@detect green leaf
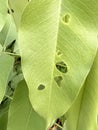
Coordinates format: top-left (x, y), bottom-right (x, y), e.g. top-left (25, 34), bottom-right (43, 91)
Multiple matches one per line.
top-left (0, 112), bottom-right (8, 130)
top-left (65, 51), bottom-right (98, 130)
top-left (0, 0), bottom-right (8, 31)
top-left (18, 0), bottom-right (98, 125)
top-left (7, 80), bottom-right (46, 130)
top-left (0, 53), bottom-right (14, 102)
top-left (0, 16), bottom-right (10, 46)
top-left (8, 0), bottom-right (29, 28)
top-left (0, 98), bottom-right (10, 130)
top-left (0, 15), bottom-right (17, 48)
top-left (0, 44), bottom-right (3, 52)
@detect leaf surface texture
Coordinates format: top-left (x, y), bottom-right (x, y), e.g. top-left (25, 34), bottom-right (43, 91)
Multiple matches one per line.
top-left (65, 51), bottom-right (98, 130)
top-left (18, 0), bottom-right (98, 125)
top-left (7, 80), bottom-right (46, 130)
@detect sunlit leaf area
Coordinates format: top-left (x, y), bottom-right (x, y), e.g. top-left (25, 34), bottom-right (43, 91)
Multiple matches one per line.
top-left (0, 0), bottom-right (98, 130)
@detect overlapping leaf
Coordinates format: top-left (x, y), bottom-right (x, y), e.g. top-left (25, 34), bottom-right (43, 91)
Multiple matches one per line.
top-left (8, 0), bottom-right (29, 28)
top-left (0, 54), bottom-right (14, 102)
top-left (0, 98), bottom-right (10, 130)
top-left (0, 112), bottom-right (8, 130)
top-left (7, 80), bottom-right (46, 130)
top-left (65, 50), bottom-right (98, 130)
top-left (0, 15), bottom-right (17, 48)
top-left (0, 0), bottom-right (8, 31)
top-left (18, 0), bottom-right (98, 126)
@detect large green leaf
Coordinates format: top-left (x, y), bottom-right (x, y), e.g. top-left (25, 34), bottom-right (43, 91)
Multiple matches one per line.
top-left (65, 51), bottom-right (98, 130)
top-left (18, 0), bottom-right (98, 126)
top-left (0, 0), bottom-right (8, 31)
top-left (7, 80), bottom-right (46, 130)
top-left (0, 53), bottom-right (14, 102)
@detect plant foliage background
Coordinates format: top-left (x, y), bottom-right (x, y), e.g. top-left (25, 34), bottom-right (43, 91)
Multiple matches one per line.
top-left (0, 0), bottom-right (98, 130)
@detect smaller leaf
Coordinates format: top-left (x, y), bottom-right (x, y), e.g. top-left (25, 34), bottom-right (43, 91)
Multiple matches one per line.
top-left (0, 112), bottom-right (8, 130)
top-left (0, 96), bottom-right (10, 130)
top-left (8, 0), bottom-right (29, 28)
top-left (0, 53), bottom-right (14, 102)
top-left (0, 0), bottom-right (8, 31)
top-left (0, 15), bottom-right (17, 48)
top-left (65, 51), bottom-right (98, 130)
top-left (7, 80), bottom-right (47, 130)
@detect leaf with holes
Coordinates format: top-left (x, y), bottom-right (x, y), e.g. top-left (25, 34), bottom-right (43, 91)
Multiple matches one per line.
top-left (7, 80), bottom-right (46, 130)
top-left (65, 51), bottom-right (98, 130)
top-left (8, 0), bottom-right (29, 28)
top-left (18, 0), bottom-right (98, 126)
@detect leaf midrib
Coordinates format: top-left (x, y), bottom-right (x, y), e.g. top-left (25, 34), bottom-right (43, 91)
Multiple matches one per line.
top-left (47, 0), bottom-right (62, 122)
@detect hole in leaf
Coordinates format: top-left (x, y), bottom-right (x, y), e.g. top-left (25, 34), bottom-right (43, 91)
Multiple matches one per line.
top-left (38, 84), bottom-right (45, 90)
top-left (54, 76), bottom-right (63, 87)
top-left (7, 9), bottom-right (14, 14)
top-left (56, 50), bottom-right (62, 56)
top-left (56, 61), bottom-right (68, 73)
top-left (62, 14), bottom-right (70, 23)
top-left (11, 9), bottom-right (14, 13)
top-left (7, 9), bottom-right (10, 14)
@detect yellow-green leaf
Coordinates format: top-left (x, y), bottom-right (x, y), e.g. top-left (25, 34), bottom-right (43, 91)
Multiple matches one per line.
top-left (0, 54), bottom-right (14, 102)
top-left (65, 51), bottom-right (98, 130)
top-left (18, 0), bottom-right (98, 126)
top-left (0, 0), bottom-right (8, 31)
top-left (8, 0), bottom-right (29, 28)
top-left (7, 80), bottom-right (46, 130)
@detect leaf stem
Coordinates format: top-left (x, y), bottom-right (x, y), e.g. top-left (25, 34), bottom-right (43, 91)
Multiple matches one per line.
top-left (0, 52), bottom-right (20, 57)
top-left (54, 123), bottom-right (63, 129)
top-left (5, 95), bottom-right (13, 100)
